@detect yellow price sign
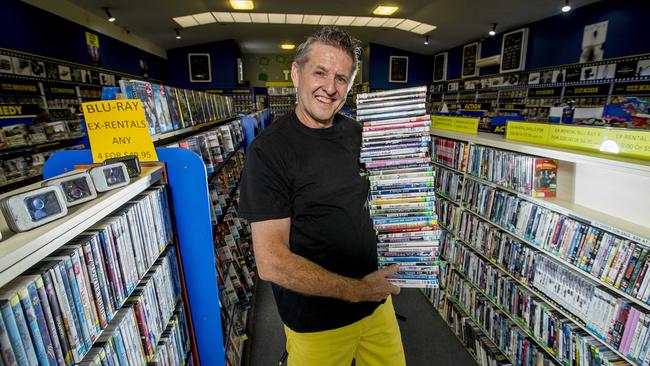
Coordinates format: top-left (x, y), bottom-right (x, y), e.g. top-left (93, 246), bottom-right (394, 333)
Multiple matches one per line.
top-left (82, 99), bottom-right (158, 163)
top-left (548, 125), bottom-right (608, 151)
top-left (431, 116), bottom-right (478, 134)
top-left (506, 121), bottom-right (550, 144)
top-left (85, 32), bottom-right (100, 48)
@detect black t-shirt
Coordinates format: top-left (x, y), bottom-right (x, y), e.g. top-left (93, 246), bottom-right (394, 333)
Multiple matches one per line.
top-left (239, 110), bottom-right (381, 332)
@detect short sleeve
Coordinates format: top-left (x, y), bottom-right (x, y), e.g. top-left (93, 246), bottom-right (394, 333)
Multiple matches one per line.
top-left (239, 139), bottom-right (292, 222)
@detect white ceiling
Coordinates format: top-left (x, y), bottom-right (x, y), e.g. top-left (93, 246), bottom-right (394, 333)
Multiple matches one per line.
top-left (61, 0), bottom-right (603, 55)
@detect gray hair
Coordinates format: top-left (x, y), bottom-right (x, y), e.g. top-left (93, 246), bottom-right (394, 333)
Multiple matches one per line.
top-left (294, 26), bottom-right (362, 77)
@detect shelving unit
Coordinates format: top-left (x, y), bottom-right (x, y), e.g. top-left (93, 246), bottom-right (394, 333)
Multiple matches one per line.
top-left (430, 130), bottom-right (650, 366)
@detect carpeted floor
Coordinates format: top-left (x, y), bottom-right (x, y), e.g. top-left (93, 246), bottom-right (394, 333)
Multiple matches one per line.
top-left (245, 280), bottom-right (476, 366)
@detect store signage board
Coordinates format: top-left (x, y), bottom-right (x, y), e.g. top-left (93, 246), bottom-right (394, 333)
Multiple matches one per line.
top-left (500, 28), bottom-right (529, 73)
top-left (431, 116), bottom-right (479, 134)
top-left (433, 53), bottom-right (448, 82)
top-left (564, 84), bottom-right (609, 96)
top-left (506, 121), bottom-right (650, 160)
top-left (81, 99), bottom-right (158, 163)
top-left (0, 104), bottom-right (40, 117)
top-left (613, 81), bottom-right (650, 95)
top-left (462, 42), bottom-right (480, 78)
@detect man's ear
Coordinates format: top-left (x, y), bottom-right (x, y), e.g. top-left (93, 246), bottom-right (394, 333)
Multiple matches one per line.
top-left (291, 62), bottom-right (300, 88)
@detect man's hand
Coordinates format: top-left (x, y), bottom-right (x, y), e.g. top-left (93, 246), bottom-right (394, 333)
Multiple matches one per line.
top-left (352, 264), bottom-right (401, 303)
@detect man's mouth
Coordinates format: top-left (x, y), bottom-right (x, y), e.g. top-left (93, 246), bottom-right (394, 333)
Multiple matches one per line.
top-left (315, 95), bottom-right (335, 104)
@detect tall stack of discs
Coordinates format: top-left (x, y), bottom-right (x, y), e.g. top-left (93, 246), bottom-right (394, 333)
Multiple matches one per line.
top-left (357, 86), bottom-right (440, 289)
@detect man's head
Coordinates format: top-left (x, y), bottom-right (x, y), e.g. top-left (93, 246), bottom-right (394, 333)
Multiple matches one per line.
top-left (291, 26), bottom-right (361, 128)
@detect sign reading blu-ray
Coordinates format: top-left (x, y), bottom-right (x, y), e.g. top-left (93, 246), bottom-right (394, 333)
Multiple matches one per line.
top-left (81, 99), bottom-right (158, 163)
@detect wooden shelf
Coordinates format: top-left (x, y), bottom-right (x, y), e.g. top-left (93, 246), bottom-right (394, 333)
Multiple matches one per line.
top-left (0, 166), bottom-right (164, 287)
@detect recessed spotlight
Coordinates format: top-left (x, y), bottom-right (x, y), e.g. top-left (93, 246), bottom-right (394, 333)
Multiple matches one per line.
top-left (489, 23), bottom-right (497, 36)
top-left (104, 8), bottom-right (115, 22)
top-left (373, 5), bottom-right (399, 16)
top-left (561, 0), bottom-right (571, 12)
top-left (175, 28), bottom-right (181, 39)
top-left (281, 44), bottom-right (295, 50)
top-left (230, 0), bottom-right (254, 10)
top-left (424, 35), bottom-right (429, 45)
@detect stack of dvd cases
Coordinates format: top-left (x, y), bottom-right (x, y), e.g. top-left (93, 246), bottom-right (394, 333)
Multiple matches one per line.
top-left (357, 86), bottom-right (440, 289)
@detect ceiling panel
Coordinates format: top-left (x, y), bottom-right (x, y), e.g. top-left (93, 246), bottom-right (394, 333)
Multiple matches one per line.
top-left (63, 0), bottom-right (603, 55)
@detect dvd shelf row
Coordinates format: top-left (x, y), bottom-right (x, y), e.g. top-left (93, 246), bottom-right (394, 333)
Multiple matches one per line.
top-left (79, 247), bottom-right (187, 366)
top-left (434, 194), bottom-right (650, 366)
top-left (118, 81), bottom-right (235, 137)
top-left (210, 150), bottom-right (257, 366)
top-left (0, 186), bottom-right (175, 366)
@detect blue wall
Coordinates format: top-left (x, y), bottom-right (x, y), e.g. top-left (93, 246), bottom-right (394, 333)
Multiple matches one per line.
top-left (0, 0), bottom-right (167, 80)
top-left (368, 43), bottom-right (431, 89)
top-left (438, 0), bottom-right (650, 80)
top-left (167, 40), bottom-right (241, 89)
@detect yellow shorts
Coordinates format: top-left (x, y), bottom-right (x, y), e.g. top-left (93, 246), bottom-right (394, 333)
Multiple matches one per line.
top-left (284, 296), bottom-right (406, 366)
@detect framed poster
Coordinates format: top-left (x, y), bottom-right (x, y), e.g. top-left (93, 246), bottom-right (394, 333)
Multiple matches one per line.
top-left (462, 42), bottom-right (479, 78)
top-left (500, 28), bottom-right (528, 73)
top-left (188, 53), bottom-right (212, 83)
top-left (389, 56), bottom-right (408, 83)
top-left (433, 52), bottom-right (447, 81)
top-left (580, 21), bottom-right (607, 63)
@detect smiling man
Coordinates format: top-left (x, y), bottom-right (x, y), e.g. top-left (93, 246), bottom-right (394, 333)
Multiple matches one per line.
top-left (239, 27), bottom-right (406, 366)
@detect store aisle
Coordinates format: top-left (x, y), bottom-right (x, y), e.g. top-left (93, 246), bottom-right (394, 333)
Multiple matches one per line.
top-left (246, 281), bottom-right (476, 366)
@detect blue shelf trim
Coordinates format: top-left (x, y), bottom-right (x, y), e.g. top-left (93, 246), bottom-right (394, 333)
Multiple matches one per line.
top-left (43, 148), bottom-right (225, 366)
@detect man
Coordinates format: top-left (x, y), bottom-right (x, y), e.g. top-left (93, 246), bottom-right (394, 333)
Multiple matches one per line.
top-left (239, 26), bottom-right (406, 366)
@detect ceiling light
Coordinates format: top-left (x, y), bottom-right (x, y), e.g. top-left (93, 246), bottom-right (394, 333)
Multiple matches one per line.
top-left (104, 8), bottom-right (115, 22)
top-left (286, 14), bottom-right (304, 24)
top-left (175, 28), bottom-right (181, 40)
top-left (411, 23), bottom-right (436, 34)
top-left (268, 13), bottom-right (286, 23)
top-left (396, 19), bottom-right (420, 31)
top-left (367, 17), bottom-right (388, 27)
top-left (319, 15), bottom-right (339, 25)
top-left (230, 0), bottom-right (254, 10)
top-left (173, 15), bottom-right (200, 27)
top-left (351, 17), bottom-right (372, 26)
top-left (212, 12), bottom-right (235, 22)
top-left (250, 13), bottom-right (269, 23)
top-left (231, 12), bottom-right (252, 22)
top-left (193, 12), bottom-right (216, 24)
top-left (489, 23), bottom-right (497, 36)
top-left (302, 15), bottom-right (321, 24)
top-left (424, 35), bottom-right (429, 45)
top-left (335, 16), bottom-right (356, 26)
top-left (373, 5), bottom-right (399, 16)
top-left (382, 18), bottom-right (405, 28)
top-left (562, 0), bottom-right (571, 12)
top-left (281, 44), bottom-right (295, 50)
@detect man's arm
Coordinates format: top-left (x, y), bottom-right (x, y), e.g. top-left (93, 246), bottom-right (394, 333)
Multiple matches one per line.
top-left (251, 218), bottom-right (400, 303)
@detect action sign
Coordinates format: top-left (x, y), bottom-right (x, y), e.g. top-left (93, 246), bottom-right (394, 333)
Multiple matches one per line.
top-left (81, 99), bottom-right (158, 163)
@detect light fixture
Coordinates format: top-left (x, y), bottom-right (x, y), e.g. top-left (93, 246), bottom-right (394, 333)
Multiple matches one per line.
top-left (562, 0), bottom-right (571, 12)
top-left (175, 28), bottom-right (181, 39)
top-left (489, 23), bottom-right (497, 36)
top-left (230, 0), bottom-right (254, 10)
top-left (373, 5), bottom-right (399, 16)
top-left (281, 44), bottom-right (295, 50)
top-left (104, 8), bottom-right (115, 22)
top-left (424, 35), bottom-right (429, 45)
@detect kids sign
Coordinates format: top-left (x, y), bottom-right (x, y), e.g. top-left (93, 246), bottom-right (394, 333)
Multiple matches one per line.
top-left (81, 99), bottom-right (158, 163)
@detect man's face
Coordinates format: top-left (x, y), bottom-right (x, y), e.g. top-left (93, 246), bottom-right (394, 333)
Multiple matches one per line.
top-left (291, 43), bottom-right (354, 127)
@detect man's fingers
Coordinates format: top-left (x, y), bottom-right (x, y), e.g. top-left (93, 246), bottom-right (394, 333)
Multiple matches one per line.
top-left (380, 264), bottom-right (400, 276)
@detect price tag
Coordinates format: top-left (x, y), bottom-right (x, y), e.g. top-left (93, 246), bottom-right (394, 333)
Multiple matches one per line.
top-left (547, 125), bottom-right (608, 151)
top-left (82, 99), bottom-right (158, 163)
top-left (505, 121), bottom-right (550, 143)
top-left (431, 116), bottom-right (479, 134)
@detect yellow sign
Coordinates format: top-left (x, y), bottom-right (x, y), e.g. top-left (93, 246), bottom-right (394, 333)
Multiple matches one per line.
top-left (506, 121), bottom-right (650, 160)
top-left (85, 32), bottom-right (100, 48)
top-left (506, 122), bottom-right (550, 143)
top-left (82, 99), bottom-right (158, 163)
top-left (548, 125), bottom-right (608, 151)
top-left (431, 116), bottom-right (479, 134)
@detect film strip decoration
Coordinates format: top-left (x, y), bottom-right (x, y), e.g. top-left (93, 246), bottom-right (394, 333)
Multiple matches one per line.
top-left (0, 47), bottom-right (164, 87)
top-left (429, 53), bottom-right (650, 94)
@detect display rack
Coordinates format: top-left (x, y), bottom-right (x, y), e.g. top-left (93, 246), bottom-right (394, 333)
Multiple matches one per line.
top-left (43, 148), bottom-right (227, 365)
top-left (428, 129), bottom-right (650, 366)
